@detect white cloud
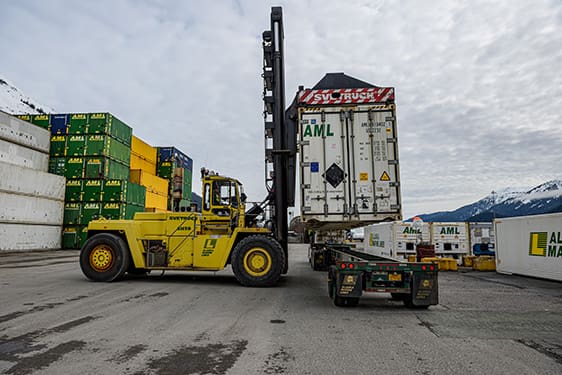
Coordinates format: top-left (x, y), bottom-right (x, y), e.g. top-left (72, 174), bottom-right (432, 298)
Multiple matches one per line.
top-left (1, 0), bottom-right (561, 219)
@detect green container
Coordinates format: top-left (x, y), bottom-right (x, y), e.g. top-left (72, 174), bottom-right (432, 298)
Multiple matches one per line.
top-left (31, 114), bottom-right (50, 130)
top-left (48, 157), bottom-right (66, 176)
top-left (85, 134), bottom-right (131, 165)
top-left (66, 135), bottom-right (87, 156)
top-left (50, 135), bottom-right (67, 157)
top-left (63, 203), bottom-right (81, 225)
top-left (87, 113), bottom-right (132, 146)
top-left (100, 202), bottom-right (144, 220)
top-left (156, 161), bottom-right (173, 179)
top-left (62, 226), bottom-right (88, 249)
top-left (65, 158), bottom-right (85, 179)
top-left (83, 180), bottom-right (102, 201)
top-left (84, 157), bottom-right (129, 180)
top-left (81, 202), bottom-right (101, 223)
top-left (65, 180), bottom-right (82, 202)
top-left (16, 114), bottom-right (32, 123)
top-left (68, 113), bottom-right (88, 134)
top-left (101, 180), bottom-right (146, 205)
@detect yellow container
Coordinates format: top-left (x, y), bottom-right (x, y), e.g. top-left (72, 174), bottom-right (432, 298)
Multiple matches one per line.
top-left (131, 136), bottom-right (157, 163)
top-left (463, 255), bottom-right (477, 267)
top-left (407, 255), bottom-right (416, 262)
top-left (472, 256), bottom-right (496, 271)
top-left (130, 169), bottom-right (169, 196)
top-left (145, 191), bottom-right (168, 211)
top-left (443, 258), bottom-right (458, 271)
top-left (130, 153), bottom-right (157, 175)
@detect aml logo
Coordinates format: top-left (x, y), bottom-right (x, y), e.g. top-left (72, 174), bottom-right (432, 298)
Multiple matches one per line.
top-left (529, 232), bottom-right (548, 256)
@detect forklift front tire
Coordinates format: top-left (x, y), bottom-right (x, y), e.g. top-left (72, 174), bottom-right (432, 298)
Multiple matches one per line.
top-left (80, 233), bottom-right (130, 282)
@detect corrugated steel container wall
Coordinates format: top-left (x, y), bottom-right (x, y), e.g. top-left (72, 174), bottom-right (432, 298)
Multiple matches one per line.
top-left (66, 134), bottom-right (87, 156)
top-left (50, 135), bottom-right (67, 157)
top-left (85, 135), bottom-right (131, 165)
top-left (62, 226), bottom-right (88, 249)
top-left (132, 136), bottom-right (157, 163)
top-left (31, 114), bottom-right (50, 130)
top-left (50, 114), bottom-right (69, 135)
top-left (87, 113), bottom-right (132, 146)
top-left (0, 162), bottom-right (65, 200)
top-left (101, 180), bottom-right (146, 205)
top-left (82, 180), bottom-right (102, 201)
top-left (0, 223), bottom-right (62, 251)
top-left (430, 222), bottom-right (470, 257)
top-left (65, 180), bottom-right (83, 202)
top-left (68, 113), bottom-right (88, 134)
top-left (157, 147), bottom-right (193, 170)
top-left (0, 138), bottom-right (49, 171)
top-left (64, 157), bottom-right (85, 179)
top-left (0, 192), bottom-right (64, 225)
top-left (100, 202), bottom-right (144, 220)
top-left (130, 153), bottom-right (156, 174)
top-left (130, 169), bottom-right (168, 196)
top-left (495, 213), bottom-right (562, 282)
top-left (84, 157), bottom-right (130, 180)
top-left (49, 157), bottom-right (66, 176)
top-left (0, 111), bottom-right (50, 153)
top-left (145, 191), bottom-right (168, 211)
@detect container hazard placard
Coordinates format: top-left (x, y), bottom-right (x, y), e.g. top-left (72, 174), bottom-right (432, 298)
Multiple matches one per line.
top-left (360, 172), bottom-right (368, 181)
top-left (380, 171), bottom-right (390, 181)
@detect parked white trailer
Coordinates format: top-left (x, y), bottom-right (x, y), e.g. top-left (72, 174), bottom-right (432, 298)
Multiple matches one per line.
top-left (363, 221), bottom-right (430, 260)
top-left (468, 222), bottom-right (495, 252)
top-left (298, 85), bottom-right (401, 232)
top-left (495, 213), bottom-right (562, 282)
top-left (430, 222), bottom-right (469, 260)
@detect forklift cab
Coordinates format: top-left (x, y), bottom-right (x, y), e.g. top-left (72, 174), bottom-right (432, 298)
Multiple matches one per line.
top-left (201, 172), bottom-right (246, 232)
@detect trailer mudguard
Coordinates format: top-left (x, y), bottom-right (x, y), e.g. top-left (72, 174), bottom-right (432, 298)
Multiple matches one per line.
top-left (336, 271), bottom-right (363, 298)
top-left (411, 271), bottom-right (439, 306)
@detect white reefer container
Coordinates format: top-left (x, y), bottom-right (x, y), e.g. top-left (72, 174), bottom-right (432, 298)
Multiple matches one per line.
top-left (430, 222), bottom-right (469, 258)
top-left (495, 213), bottom-right (562, 282)
top-left (0, 223), bottom-right (62, 251)
top-left (468, 222), bottom-right (495, 251)
top-left (0, 110), bottom-right (50, 153)
top-left (298, 80), bottom-right (401, 232)
top-left (0, 161), bottom-right (65, 200)
top-left (0, 191), bottom-right (64, 225)
top-left (0, 138), bottom-right (49, 171)
top-left (363, 221), bottom-right (431, 260)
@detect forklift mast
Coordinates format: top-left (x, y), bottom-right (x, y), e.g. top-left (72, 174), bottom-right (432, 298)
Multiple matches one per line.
top-left (262, 6), bottom-right (297, 265)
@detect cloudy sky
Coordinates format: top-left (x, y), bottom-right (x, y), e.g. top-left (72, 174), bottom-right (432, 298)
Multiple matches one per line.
top-left (1, 0), bottom-right (561, 219)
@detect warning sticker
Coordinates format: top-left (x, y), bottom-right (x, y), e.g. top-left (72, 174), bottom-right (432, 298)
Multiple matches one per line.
top-left (359, 172), bottom-right (368, 181)
top-left (380, 171), bottom-right (390, 181)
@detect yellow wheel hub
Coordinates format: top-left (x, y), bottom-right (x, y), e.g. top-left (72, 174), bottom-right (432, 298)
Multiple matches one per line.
top-left (243, 247), bottom-right (272, 277)
top-left (89, 245), bottom-right (115, 272)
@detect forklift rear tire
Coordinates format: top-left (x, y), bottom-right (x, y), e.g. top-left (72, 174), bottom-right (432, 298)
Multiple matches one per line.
top-left (231, 235), bottom-right (285, 287)
top-left (80, 233), bottom-right (130, 282)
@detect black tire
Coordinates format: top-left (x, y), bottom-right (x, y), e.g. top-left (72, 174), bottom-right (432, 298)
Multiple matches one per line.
top-left (402, 293), bottom-right (430, 309)
top-left (80, 233), bottom-right (130, 282)
top-left (334, 296), bottom-right (360, 307)
top-left (328, 266), bottom-right (336, 299)
top-left (390, 293), bottom-right (403, 300)
top-left (231, 235), bottom-right (285, 287)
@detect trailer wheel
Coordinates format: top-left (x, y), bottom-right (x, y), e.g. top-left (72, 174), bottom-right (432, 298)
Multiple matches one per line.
top-left (231, 235), bottom-right (285, 287)
top-left (328, 266), bottom-right (336, 299)
top-left (390, 293), bottom-right (403, 300)
top-left (334, 295), bottom-right (359, 307)
top-left (80, 233), bottom-right (130, 282)
top-left (402, 294), bottom-right (430, 309)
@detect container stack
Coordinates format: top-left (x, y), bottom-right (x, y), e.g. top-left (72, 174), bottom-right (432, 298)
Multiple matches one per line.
top-left (157, 147), bottom-right (193, 211)
top-left (129, 136), bottom-right (169, 212)
top-left (17, 113), bottom-right (146, 249)
top-left (0, 111), bottom-right (65, 251)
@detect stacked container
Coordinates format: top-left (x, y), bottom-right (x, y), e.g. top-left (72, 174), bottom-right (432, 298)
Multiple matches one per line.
top-left (156, 147), bottom-right (193, 211)
top-left (130, 136), bottom-right (168, 212)
top-left (1, 111), bottom-right (65, 251)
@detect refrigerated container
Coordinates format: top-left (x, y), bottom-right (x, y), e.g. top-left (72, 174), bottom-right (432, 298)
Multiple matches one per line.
top-left (0, 223), bottom-right (62, 251)
top-left (0, 138), bottom-right (49, 171)
top-left (495, 213), bottom-right (562, 282)
top-left (0, 111), bottom-right (50, 152)
top-left (430, 222), bottom-right (469, 259)
top-left (296, 85), bottom-right (401, 231)
top-left (468, 222), bottom-right (495, 255)
top-left (363, 221), bottom-right (431, 260)
top-left (0, 162), bottom-right (65, 200)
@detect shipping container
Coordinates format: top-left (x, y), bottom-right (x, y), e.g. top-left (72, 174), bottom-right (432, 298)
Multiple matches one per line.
top-left (132, 136), bottom-right (157, 163)
top-left (0, 191), bottom-right (64, 225)
top-left (65, 157), bottom-right (85, 179)
top-left (63, 203), bottom-right (82, 225)
top-left (495, 213), bottom-right (562, 282)
top-left (0, 162), bottom-right (65, 200)
top-left (430, 222), bottom-right (470, 259)
top-left (48, 157), bottom-right (66, 176)
top-left (50, 114), bottom-right (69, 135)
top-left (145, 191), bottom-right (168, 211)
top-left (0, 223), bottom-right (62, 251)
top-left (0, 138), bottom-right (49, 171)
top-left (16, 114), bottom-right (31, 123)
top-left (157, 147), bottom-right (193, 170)
top-left (101, 180), bottom-right (146, 205)
top-left (100, 202), bottom-right (144, 220)
top-left (85, 134), bottom-right (131, 164)
top-left (67, 113), bottom-right (88, 134)
top-left (84, 157), bottom-right (129, 180)
top-left (363, 221), bottom-right (431, 260)
top-left (130, 153), bottom-right (157, 174)
top-left (65, 180), bottom-right (82, 202)
top-left (81, 202), bottom-right (102, 223)
top-left (157, 163), bottom-right (192, 201)
top-left (62, 226), bottom-right (88, 249)
top-left (130, 169), bottom-right (168, 196)
top-left (66, 134), bottom-right (87, 156)
top-left (0, 111), bottom-right (50, 153)
top-left (87, 113), bottom-right (132, 146)
top-left (82, 179), bottom-right (103, 201)
top-left (468, 222), bottom-right (495, 253)
top-left (31, 114), bottom-right (50, 130)
top-left (296, 87), bottom-right (401, 231)
top-left (50, 135), bottom-right (67, 157)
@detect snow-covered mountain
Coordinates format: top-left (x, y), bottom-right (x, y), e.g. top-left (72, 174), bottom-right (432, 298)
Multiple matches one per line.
top-left (0, 76), bottom-right (54, 114)
top-left (412, 180), bottom-right (562, 222)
